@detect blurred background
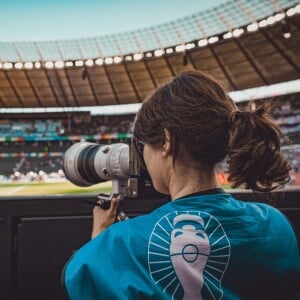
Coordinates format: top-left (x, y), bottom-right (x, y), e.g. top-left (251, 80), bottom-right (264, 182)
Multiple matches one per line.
top-left (0, 0), bottom-right (299, 195)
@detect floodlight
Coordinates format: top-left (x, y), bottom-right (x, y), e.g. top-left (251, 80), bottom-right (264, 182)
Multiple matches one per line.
top-left (286, 8), bottom-right (296, 16)
top-left (166, 48), bottom-right (174, 54)
top-left (282, 21), bottom-right (291, 39)
top-left (133, 53), bottom-right (143, 61)
top-left (54, 61), bottom-right (64, 68)
top-left (125, 55), bottom-right (132, 61)
top-left (95, 58), bottom-right (103, 66)
top-left (185, 43), bottom-right (195, 50)
top-left (105, 57), bottom-right (113, 64)
top-left (175, 45), bottom-right (185, 52)
top-left (259, 19), bottom-right (268, 27)
top-left (113, 56), bottom-right (122, 64)
top-left (198, 39), bottom-right (208, 47)
top-left (145, 52), bottom-right (152, 58)
top-left (223, 32), bottom-right (233, 39)
top-left (3, 63), bottom-right (13, 69)
top-left (34, 62), bottom-right (41, 69)
top-left (75, 60), bottom-right (84, 67)
top-left (267, 16), bottom-right (275, 25)
top-left (65, 61), bottom-right (74, 67)
top-left (232, 28), bottom-right (244, 37)
top-left (24, 62), bottom-right (33, 69)
top-left (274, 13), bottom-right (285, 22)
top-left (208, 36), bottom-right (219, 44)
top-left (45, 61), bottom-right (54, 69)
top-left (247, 23), bottom-right (258, 32)
top-left (14, 62), bottom-right (23, 69)
top-left (154, 49), bottom-right (164, 57)
top-left (85, 59), bottom-right (94, 66)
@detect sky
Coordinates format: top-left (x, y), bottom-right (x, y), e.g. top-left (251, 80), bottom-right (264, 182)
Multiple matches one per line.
top-left (0, 0), bottom-right (227, 42)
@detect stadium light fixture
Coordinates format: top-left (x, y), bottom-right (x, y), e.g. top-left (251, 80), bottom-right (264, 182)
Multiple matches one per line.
top-left (198, 39), bottom-right (208, 47)
top-left (208, 36), bottom-right (219, 44)
top-left (34, 62), bottom-right (41, 69)
top-left (232, 28), bottom-right (244, 37)
top-left (104, 57), bottom-right (113, 64)
top-left (247, 22), bottom-right (259, 32)
top-left (24, 62), bottom-right (33, 69)
top-left (0, 62), bottom-right (2, 69)
top-left (166, 48), bottom-right (174, 54)
top-left (54, 61), bottom-right (64, 68)
top-left (133, 53), bottom-right (143, 61)
top-left (75, 60), bottom-right (84, 67)
top-left (14, 62), bottom-right (23, 69)
top-left (185, 43), bottom-right (195, 50)
top-left (274, 13), bottom-right (285, 22)
top-left (45, 61), bottom-right (54, 69)
top-left (113, 56), bottom-right (122, 64)
top-left (282, 21), bottom-right (291, 39)
top-left (258, 19), bottom-right (268, 27)
top-left (296, 4), bottom-right (300, 14)
top-left (95, 58), bottom-right (103, 66)
top-left (286, 7), bottom-right (296, 16)
top-left (145, 52), bottom-right (153, 58)
top-left (65, 61), bottom-right (74, 67)
top-left (125, 55), bottom-right (132, 61)
top-left (85, 59), bottom-right (94, 66)
top-left (3, 62), bottom-right (13, 69)
top-left (266, 16), bottom-right (276, 25)
top-left (154, 49), bottom-right (164, 57)
top-left (223, 31), bottom-right (233, 39)
top-left (175, 45), bottom-right (185, 52)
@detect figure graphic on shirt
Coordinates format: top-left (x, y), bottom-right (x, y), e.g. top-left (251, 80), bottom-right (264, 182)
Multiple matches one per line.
top-left (170, 214), bottom-right (210, 300)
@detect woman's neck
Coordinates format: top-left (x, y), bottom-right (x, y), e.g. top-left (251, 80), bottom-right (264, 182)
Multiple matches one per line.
top-left (168, 166), bottom-right (219, 200)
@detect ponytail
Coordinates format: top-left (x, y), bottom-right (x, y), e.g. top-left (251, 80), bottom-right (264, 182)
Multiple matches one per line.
top-left (227, 101), bottom-right (291, 192)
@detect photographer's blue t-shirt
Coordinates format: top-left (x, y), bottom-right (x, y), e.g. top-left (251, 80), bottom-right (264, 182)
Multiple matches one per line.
top-left (63, 192), bottom-right (299, 299)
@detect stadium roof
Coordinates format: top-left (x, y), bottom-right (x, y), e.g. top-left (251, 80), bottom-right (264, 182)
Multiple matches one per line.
top-left (0, 0), bottom-right (298, 61)
top-left (0, 0), bottom-right (299, 108)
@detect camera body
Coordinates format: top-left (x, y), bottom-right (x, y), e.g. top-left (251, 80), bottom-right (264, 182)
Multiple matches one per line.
top-left (63, 142), bottom-right (163, 201)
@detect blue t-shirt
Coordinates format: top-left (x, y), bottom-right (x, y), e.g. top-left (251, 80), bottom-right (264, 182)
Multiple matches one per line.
top-left (63, 193), bottom-right (299, 299)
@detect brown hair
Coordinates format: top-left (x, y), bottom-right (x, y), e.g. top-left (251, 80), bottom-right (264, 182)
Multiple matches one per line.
top-left (134, 70), bottom-right (291, 192)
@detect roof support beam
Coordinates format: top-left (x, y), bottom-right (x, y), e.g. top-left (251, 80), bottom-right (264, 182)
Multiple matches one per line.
top-left (123, 62), bottom-right (141, 102)
top-left (103, 65), bottom-right (120, 104)
top-left (260, 29), bottom-right (300, 74)
top-left (186, 51), bottom-right (197, 69)
top-left (23, 70), bottom-right (44, 107)
top-left (82, 67), bottom-right (100, 105)
top-left (64, 69), bottom-right (79, 106)
top-left (53, 69), bottom-right (70, 107)
top-left (143, 60), bottom-right (157, 88)
top-left (209, 45), bottom-right (238, 90)
top-left (164, 55), bottom-right (176, 77)
top-left (3, 71), bottom-right (24, 107)
top-left (233, 38), bottom-right (270, 85)
top-left (43, 69), bottom-right (61, 107)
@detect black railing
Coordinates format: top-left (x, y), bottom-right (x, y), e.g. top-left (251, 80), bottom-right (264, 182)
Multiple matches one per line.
top-left (0, 189), bottom-right (299, 300)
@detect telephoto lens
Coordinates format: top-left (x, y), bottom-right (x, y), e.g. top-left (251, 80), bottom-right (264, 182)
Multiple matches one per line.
top-left (63, 142), bottom-right (129, 186)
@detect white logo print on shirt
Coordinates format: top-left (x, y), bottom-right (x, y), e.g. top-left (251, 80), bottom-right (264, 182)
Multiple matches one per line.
top-left (148, 211), bottom-right (231, 300)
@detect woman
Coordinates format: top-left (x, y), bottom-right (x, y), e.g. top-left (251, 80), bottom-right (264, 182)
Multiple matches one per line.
top-left (63, 71), bottom-right (299, 299)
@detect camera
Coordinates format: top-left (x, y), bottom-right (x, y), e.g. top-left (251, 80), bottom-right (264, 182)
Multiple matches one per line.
top-left (63, 141), bottom-right (163, 202)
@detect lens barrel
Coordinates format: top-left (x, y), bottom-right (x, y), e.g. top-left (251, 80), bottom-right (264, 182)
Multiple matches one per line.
top-left (63, 142), bottom-right (129, 186)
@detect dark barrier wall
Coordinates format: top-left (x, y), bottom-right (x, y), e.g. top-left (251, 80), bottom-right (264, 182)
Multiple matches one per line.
top-left (0, 189), bottom-right (299, 300)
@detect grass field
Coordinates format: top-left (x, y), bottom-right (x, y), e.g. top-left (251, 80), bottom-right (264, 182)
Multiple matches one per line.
top-left (0, 181), bottom-right (112, 196)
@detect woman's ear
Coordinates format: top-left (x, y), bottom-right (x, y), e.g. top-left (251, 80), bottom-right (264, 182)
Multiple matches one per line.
top-left (162, 128), bottom-right (171, 156)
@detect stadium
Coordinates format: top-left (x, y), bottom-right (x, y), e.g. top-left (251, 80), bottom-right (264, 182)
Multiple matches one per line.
top-left (0, 0), bottom-right (299, 299)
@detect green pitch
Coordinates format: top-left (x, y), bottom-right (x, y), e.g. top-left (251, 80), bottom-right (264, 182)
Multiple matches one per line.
top-left (0, 181), bottom-right (112, 196)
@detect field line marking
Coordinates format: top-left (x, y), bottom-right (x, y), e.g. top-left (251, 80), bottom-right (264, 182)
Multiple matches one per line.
top-left (4, 185), bottom-right (26, 195)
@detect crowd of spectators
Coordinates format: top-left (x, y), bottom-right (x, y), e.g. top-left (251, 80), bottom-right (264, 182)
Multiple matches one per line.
top-left (0, 94), bottom-right (299, 184)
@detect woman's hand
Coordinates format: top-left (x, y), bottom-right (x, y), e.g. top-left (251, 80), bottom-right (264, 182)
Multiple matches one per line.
top-left (91, 195), bottom-right (120, 239)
